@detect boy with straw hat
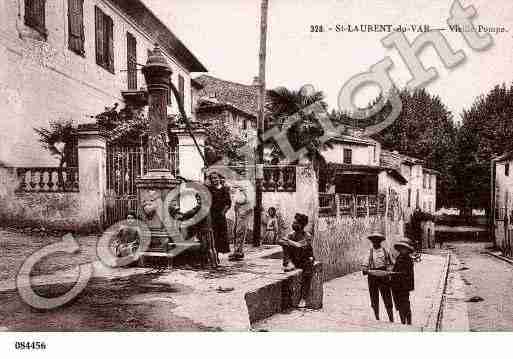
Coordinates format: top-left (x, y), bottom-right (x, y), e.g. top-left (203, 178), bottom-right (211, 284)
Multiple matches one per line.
top-left (362, 232), bottom-right (394, 322)
top-left (391, 238), bottom-right (415, 325)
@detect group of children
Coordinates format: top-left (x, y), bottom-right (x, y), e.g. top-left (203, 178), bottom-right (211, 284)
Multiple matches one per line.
top-left (362, 232), bottom-right (415, 325)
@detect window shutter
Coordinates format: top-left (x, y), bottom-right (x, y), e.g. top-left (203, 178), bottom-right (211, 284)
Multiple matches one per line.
top-left (127, 32), bottom-right (137, 89)
top-left (95, 6), bottom-right (105, 66)
top-left (178, 75), bottom-right (184, 106)
top-left (105, 15), bottom-right (114, 72)
top-left (68, 0), bottom-right (84, 54)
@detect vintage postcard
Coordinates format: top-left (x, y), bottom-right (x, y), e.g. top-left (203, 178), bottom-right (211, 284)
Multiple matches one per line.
top-left (1, 0), bottom-right (512, 356)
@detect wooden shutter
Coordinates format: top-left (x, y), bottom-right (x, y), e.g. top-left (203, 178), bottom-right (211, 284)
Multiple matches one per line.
top-left (178, 75), bottom-right (184, 106)
top-left (95, 6), bottom-right (105, 66)
top-left (105, 15), bottom-right (114, 72)
top-left (68, 0), bottom-right (84, 54)
top-left (127, 33), bottom-right (137, 89)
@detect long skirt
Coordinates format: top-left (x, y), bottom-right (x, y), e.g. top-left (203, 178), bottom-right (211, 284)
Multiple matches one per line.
top-left (197, 229), bottom-right (218, 268)
top-left (212, 214), bottom-right (230, 253)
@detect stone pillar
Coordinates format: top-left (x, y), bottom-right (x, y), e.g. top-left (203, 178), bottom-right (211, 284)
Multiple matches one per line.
top-left (175, 128), bottom-right (206, 182)
top-left (77, 123), bottom-right (107, 230)
top-left (137, 45), bottom-right (180, 252)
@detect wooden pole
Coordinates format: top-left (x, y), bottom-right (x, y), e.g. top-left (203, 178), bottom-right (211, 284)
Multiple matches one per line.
top-left (252, 0), bottom-right (269, 247)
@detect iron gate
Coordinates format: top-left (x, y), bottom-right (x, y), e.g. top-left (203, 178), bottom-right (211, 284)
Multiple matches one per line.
top-left (103, 143), bottom-right (179, 228)
top-left (103, 145), bottom-right (145, 228)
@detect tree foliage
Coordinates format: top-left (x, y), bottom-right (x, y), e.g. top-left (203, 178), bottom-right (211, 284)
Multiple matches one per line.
top-left (339, 88), bottom-right (459, 209)
top-left (265, 86), bottom-right (335, 175)
top-left (34, 120), bottom-right (76, 167)
top-left (455, 83), bottom-right (513, 211)
top-left (204, 121), bottom-right (247, 166)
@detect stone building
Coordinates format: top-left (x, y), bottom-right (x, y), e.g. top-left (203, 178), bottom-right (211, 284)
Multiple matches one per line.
top-left (192, 75), bottom-right (258, 141)
top-left (0, 0), bottom-right (206, 167)
top-left (491, 151), bottom-right (513, 257)
top-left (0, 0), bottom-right (208, 230)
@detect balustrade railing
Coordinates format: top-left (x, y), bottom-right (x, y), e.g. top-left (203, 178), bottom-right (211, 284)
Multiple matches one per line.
top-left (320, 193), bottom-right (387, 218)
top-left (262, 165), bottom-right (296, 192)
top-left (16, 167), bottom-right (79, 193)
top-left (319, 193), bottom-right (336, 217)
top-left (209, 165), bottom-right (297, 192)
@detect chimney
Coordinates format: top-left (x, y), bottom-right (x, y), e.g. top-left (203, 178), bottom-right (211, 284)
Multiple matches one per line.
top-left (252, 76), bottom-right (260, 86)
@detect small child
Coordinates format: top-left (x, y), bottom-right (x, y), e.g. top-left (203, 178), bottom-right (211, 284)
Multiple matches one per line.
top-left (391, 238), bottom-right (415, 325)
top-left (263, 207), bottom-right (278, 244)
top-left (114, 211), bottom-right (141, 259)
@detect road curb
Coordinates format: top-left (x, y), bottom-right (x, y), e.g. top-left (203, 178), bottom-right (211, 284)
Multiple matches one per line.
top-left (484, 251), bottom-right (513, 266)
top-left (423, 252), bottom-right (451, 331)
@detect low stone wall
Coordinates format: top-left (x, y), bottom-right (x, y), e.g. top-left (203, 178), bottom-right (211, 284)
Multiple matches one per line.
top-left (0, 168), bottom-right (99, 231)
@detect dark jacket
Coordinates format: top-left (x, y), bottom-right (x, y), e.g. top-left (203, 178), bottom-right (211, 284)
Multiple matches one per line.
top-left (392, 253), bottom-right (414, 292)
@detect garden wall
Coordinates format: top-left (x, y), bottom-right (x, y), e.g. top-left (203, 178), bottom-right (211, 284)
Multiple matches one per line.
top-left (0, 168), bottom-right (98, 232)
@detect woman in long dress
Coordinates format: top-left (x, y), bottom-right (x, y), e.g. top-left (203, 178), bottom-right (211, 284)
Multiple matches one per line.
top-left (207, 172), bottom-right (232, 257)
top-left (180, 193), bottom-right (218, 268)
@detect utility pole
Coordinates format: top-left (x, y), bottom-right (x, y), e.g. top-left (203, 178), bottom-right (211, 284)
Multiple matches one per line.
top-left (252, 0), bottom-right (269, 247)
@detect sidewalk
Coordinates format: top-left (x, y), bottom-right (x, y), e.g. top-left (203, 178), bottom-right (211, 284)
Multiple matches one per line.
top-left (253, 253), bottom-right (449, 331)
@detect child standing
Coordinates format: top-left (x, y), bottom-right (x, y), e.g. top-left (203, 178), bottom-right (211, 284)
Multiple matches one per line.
top-left (391, 238), bottom-right (415, 325)
top-left (263, 207), bottom-right (278, 244)
top-left (362, 232), bottom-right (394, 322)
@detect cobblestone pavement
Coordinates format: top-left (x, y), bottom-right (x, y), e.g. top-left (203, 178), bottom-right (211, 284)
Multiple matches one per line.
top-left (445, 241), bottom-right (513, 331)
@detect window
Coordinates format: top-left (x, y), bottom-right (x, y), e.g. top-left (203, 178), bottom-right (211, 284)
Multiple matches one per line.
top-left (408, 188), bottom-right (412, 208)
top-left (416, 189), bottom-right (420, 208)
top-left (178, 74), bottom-right (185, 106)
top-left (25, 0), bottom-right (47, 38)
top-left (68, 0), bottom-right (84, 55)
top-left (506, 163), bottom-right (510, 177)
top-left (127, 32), bottom-right (137, 89)
top-left (343, 148), bottom-right (352, 164)
top-left (242, 119), bottom-right (248, 130)
top-left (95, 6), bottom-right (114, 73)
top-left (428, 174), bottom-right (432, 189)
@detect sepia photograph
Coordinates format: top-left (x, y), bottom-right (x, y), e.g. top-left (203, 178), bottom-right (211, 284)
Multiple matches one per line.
top-left (0, 0), bottom-right (512, 356)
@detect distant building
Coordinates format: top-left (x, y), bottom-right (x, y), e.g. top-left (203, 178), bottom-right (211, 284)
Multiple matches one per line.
top-left (380, 150), bottom-right (438, 220)
top-left (192, 75), bottom-right (257, 141)
top-left (491, 151), bottom-right (513, 257)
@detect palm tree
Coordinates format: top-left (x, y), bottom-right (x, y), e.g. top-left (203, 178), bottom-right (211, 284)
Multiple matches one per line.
top-left (265, 86), bottom-right (333, 177)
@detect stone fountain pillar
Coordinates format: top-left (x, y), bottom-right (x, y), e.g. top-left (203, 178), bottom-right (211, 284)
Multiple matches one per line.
top-left (136, 45), bottom-right (180, 253)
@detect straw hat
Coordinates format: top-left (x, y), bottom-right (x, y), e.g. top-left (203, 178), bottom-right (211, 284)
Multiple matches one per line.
top-left (367, 232), bottom-right (386, 242)
top-left (394, 238), bottom-right (415, 252)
